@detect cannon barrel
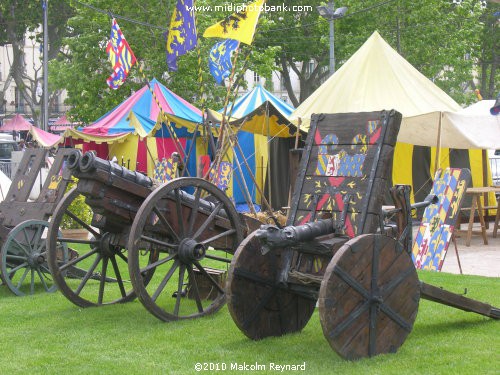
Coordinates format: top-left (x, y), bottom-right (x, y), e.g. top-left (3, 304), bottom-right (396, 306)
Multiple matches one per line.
top-left (67, 152), bottom-right (227, 224)
top-left (412, 193), bottom-right (439, 209)
top-left (255, 219), bottom-right (335, 254)
top-left (67, 149), bottom-right (82, 170)
top-left (384, 193), bottom-right (438, 216)
top-left (75, 151), bottom-right (153, 188)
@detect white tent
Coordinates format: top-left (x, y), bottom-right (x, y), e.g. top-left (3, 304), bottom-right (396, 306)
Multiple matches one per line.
top-left (401, 100), bottom-right (500, 149)
top-left (291, 31), bottom-right (461, 131)
top-left (291, 31), bottom-right (500, 151)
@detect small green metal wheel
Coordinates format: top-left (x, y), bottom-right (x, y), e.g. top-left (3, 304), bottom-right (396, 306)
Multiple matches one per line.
top-left (128, 177), bottom-right (243, 321)
top-left (0, 220), bottom-right (63, 296)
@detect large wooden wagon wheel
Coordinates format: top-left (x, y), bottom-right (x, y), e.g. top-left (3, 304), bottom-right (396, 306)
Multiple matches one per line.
top-left (47, 187), bottom-right (155, 307)
top-left (226, 232), bottom-right (316, 340)
top-left (128, 177), bottom-right (243, 321)
top-left (318, 234), bottom-right (420, 360)
top-left (0, 220), bottom-right (65, 296)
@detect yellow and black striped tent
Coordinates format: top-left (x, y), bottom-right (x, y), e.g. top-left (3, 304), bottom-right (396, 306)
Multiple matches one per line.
top-left (291, 31), bottom-right (496, 210)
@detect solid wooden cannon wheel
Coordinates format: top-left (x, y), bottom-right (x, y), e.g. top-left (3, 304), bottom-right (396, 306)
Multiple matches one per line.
top-left (318, 234), bottom-right (420, 360)
top-left (128, 177), bottom-right (243, 321)
top-left (226, 232), bottom-right (316, 340)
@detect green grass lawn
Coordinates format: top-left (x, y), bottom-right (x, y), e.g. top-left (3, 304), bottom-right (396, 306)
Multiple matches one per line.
top-left (0, 270), bottom-right (498, 375)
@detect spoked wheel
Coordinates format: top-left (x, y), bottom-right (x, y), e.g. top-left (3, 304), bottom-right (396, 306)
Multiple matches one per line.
top-left (318, 234), bottom-right (420, 360)
top-left (0, 220), bottom-right (64, 296)
top-left (128, 177), bottom-right (243, 321)
top-left (226, 232), bottom-right (316, 340)
top-left (47, 187), bottom-right (150, 307)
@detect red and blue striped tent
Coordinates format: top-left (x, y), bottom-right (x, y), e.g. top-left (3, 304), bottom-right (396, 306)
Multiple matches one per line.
top-left (70, 78), bottom-right (203, 177)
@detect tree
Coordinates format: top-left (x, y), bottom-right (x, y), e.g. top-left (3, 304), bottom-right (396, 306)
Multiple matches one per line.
top-left (0, 0), bottom-right (73, 125)
top-left (256, 0), bottom-right (495, 106)
top-left (475, 0), bottom-right (499, 99)
top-left (254, 0), bottom-right (331, 107)
top-left (50, 0), bottom-right (277, 124)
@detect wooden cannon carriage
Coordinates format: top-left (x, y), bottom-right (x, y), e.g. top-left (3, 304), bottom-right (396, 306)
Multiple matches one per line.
top-left (226, 110), bottom-right (499, 360)
top-left (0, 148), bottom-right (74, 295)
top-left (46, 150), bottom-right (260, 321)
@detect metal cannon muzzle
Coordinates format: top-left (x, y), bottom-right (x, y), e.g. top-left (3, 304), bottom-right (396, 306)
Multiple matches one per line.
top-left (66, 149), bottom-right (83, 171)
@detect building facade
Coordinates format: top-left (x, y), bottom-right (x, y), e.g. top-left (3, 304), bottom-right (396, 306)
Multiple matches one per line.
top-left (0, 31), bottom-right (69, 125)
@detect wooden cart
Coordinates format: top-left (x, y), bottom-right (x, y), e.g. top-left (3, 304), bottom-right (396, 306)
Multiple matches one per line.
top-left (0, 148), bottom-right (74, 296)
top-left (46, 150), bottom-right (260, 320)
top-left (225, 110), bottom-right (499, 360)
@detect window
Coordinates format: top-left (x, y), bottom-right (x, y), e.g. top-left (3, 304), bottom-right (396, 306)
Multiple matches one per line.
top-left (253, 72), bottom-right (260, 83)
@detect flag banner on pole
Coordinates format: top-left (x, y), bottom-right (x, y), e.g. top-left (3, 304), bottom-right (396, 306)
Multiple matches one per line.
top-left (209, 39), bottom-right (239, 85)
top-left (106, 18), bottom-right (136, 89)
top-left (203, 0), bottom-right (265, 45)
top-left (165, 0), bottom-right (197, 71)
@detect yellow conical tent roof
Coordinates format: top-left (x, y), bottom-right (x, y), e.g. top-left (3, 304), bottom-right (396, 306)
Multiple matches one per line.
top-left (291, 31), bottom-right (461, 130)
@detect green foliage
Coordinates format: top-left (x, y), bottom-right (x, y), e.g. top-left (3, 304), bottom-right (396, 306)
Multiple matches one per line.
top-left (60, 183), bottom-right (92, 229)
top-left (46, 0), bottom-right (498, 121)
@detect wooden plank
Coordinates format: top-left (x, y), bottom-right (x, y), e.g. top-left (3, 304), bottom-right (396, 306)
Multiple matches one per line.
top-left (288, 110), bottom-right (401, 228)
top-left (0, 202), bottom-right (60, 226)
top-left (297, 177), bottom-right (389, 210)
top-left (4, 149), bottom-right (47, 202)
top-left (420, 282), bottom-right (499, 318)
top-left (305, 144), bottom-right (395, 179)
top-left (311, 112), bottom-right (400, 146)
top-left (36, 148), bottom-right (74, 204)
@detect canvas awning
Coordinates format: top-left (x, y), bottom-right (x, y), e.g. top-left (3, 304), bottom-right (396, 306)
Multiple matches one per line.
top-left (401, 100), bottom-right (500, 149)
top-left (29, 125), bottom-right (63, 148)
top-left (1, 114), bottom-right (32, 132)
top-left (208, 85), bottom-right (299, 137)
top-left (63, 128), bottom-right (131, 144)
top-left (82, 78), bottom-right (202, 136)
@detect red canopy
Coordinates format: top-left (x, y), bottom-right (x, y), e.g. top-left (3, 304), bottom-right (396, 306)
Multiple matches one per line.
top-left (53, 115), bottom-right (71, 125)
top-left (51, 114), bottom-right (79, 132)
top-left (1, 114), bottom-right (32, 132)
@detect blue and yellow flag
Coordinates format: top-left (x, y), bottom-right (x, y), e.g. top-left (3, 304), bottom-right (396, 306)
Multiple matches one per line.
top-left (165, 0), bottom-right (197, 71)
top-left (209, 39), bottom-right (239, 85)
top-left (106, 19), bottom-right (136, 89)
top-left (203, 0), bottom-right (265, 45)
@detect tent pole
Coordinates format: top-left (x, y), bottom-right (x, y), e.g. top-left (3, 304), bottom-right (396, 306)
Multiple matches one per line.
top-left (287, 118), bottom-right (301, 210)
top-left (181, 122), bottom-right (200, 177)
top-left (266, 101), bottom-right (272, 209)
top-left (227, 125), bottom-right (274, 214)
top-left (434, 112), bottom-right (443, 175)
top-left (213, 42), bottom-right (241, 176)
top-left (482, 149), bottom-right (489, 217)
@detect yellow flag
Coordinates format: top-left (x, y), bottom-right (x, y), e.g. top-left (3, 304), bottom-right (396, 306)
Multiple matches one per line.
top-left (203, 0), bottom-right (265, 45)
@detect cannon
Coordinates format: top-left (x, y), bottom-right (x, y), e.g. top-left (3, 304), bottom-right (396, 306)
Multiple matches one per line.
top-left (46, 149), bottom-right (260, 320)
top-left (0, 148), bottom-right (75, 296)
top-left (225, 110), bottom-right (499, 360)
